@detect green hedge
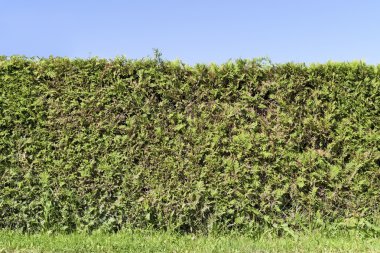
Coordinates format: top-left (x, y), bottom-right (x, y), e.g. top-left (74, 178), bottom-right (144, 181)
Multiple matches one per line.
top-left (1, 56), bottom-right (379, 233)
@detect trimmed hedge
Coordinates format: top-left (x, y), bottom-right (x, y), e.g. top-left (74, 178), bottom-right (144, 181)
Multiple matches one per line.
top-left (0, 56), bottom-right (379, 233)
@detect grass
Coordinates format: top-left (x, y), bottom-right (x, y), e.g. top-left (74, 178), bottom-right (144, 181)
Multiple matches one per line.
top-left (1, 229), bottom-right (380, 253)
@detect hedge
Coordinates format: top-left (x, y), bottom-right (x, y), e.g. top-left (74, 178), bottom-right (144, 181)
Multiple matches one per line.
top-left (0, 56), bottom-right (379, 233)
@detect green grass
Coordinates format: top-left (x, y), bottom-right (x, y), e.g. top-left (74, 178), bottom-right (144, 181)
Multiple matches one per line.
top-left (1, 230), bottom-right (380, 253)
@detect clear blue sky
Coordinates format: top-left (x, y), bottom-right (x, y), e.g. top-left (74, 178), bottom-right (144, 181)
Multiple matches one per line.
top-left (2, 0), bottom-right (380, 65)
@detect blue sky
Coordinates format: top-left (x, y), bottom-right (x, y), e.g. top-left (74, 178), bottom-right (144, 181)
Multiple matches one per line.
top-left (2, 0), bottom-right (380, 64)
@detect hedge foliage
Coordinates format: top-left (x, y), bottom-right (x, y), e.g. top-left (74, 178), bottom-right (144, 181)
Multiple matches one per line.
top-left (0, 56), bottom-right (379, 233)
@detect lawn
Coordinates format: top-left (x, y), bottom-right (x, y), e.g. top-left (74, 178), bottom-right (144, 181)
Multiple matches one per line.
top-left (1, 230), bottom-right (380, 253)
